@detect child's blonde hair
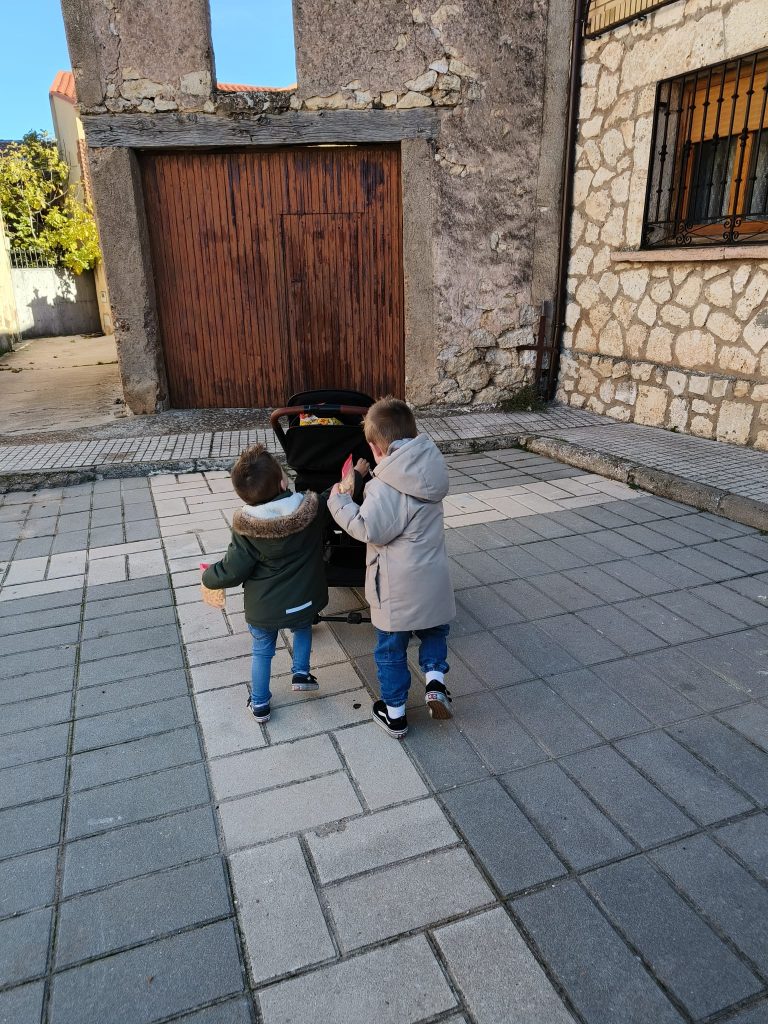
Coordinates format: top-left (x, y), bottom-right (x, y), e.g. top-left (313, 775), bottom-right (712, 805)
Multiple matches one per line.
top-left (363, 397), bottom-right (418, 453)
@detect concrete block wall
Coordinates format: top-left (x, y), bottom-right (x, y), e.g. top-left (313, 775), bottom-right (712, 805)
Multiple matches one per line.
top-left (11, 268), bottom-right (101, 340)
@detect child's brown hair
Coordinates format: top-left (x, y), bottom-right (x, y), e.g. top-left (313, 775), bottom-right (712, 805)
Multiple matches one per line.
top-left (363, 396), bottom-right (418, 454)
top-left (231, 444), bottom-right (284, 505)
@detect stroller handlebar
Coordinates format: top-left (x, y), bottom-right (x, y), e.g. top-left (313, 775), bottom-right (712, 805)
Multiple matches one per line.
top-left (270, 405), bottom-right (370, 444)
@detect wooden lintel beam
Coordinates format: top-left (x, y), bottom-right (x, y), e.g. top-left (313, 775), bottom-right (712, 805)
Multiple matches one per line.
top-left (82, 109), bottom-right (441, 149)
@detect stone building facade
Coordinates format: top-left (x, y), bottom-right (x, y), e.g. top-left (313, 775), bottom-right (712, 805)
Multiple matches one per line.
top-left (558, 0), bottom-right (768, 448)
top-left (60, 0), bottom-right (574, 413)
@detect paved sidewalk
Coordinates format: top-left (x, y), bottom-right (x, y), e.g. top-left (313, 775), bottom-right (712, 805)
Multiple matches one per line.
top-left (2, 449), bottom-right (768, 1023)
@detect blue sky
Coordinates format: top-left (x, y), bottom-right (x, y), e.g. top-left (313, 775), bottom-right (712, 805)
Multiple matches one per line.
top-left (0, 0), bottom-right (297, 141)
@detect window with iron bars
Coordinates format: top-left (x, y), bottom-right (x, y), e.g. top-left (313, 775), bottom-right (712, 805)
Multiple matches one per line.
top-left (643, 49), bottom-right (768, 248)
top-left (584, 0), bottom-right (679, 39)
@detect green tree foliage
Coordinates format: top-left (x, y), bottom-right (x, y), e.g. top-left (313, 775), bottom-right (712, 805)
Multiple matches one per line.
top-left (0, 130), bottom-right (101, 273)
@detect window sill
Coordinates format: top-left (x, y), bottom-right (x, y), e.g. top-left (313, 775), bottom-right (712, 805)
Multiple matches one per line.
top-left (611, 246), bottom-right (768, 263)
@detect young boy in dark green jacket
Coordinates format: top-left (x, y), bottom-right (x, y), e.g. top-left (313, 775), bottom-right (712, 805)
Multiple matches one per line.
top-left (201, 445), bottom-right (328, 723)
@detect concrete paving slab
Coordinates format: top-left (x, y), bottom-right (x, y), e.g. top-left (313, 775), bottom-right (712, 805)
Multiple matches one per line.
top-left (333, 722), bottom-right (427, 809)
top-left (208, 734), bottom-right (341, 802)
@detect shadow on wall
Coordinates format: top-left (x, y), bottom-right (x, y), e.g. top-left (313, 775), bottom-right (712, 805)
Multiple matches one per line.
top-left (12, 268), bottom-right (101, 339)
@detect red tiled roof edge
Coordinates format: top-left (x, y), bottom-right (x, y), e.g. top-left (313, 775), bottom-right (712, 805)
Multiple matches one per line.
top-left (50, 70), bottom-right (77, 104)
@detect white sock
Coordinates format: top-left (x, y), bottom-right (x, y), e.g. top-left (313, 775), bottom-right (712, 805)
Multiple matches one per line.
top-left (386, 703), bottom-right (406, 720)
top-left (426, 671), bottom-right (444, 686)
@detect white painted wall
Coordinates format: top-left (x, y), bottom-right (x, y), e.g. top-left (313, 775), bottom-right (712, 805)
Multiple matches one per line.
top-left (11, 267), bottom-right (101, 339)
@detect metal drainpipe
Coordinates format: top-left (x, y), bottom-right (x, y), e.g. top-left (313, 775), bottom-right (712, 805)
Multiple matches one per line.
top-left (547, 0), bottom-right (588, 400)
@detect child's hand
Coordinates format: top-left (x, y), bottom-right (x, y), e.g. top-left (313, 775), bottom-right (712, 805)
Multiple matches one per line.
top-left (354, 459), bottom-right (371, 477)
top-left (330, 482), bottom-right (341, 497)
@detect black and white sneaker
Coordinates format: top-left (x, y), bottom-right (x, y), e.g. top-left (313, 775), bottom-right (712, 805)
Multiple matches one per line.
top-left (372, 700), bottom-right (408, 738)
top-left (425, 681), bottom-right (453, 720)
top-left (246, 697), bottom-right (271, 723)
top-left (292, 672), bottom-right (320, 692)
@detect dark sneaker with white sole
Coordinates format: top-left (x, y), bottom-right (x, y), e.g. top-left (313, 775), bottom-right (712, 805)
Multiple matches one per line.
top-left (372, 700), bottom-right (408, 738)
top-left (425, 681), bottom-right (453, 719)
top-left (246, 697), bottom-right (271, 723)
top-left (292, 672), bottom-right (319, 692)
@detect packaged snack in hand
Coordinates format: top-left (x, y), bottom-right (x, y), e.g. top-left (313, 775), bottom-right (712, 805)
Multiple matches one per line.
top-left (199, 563), bottom-right (226, 608)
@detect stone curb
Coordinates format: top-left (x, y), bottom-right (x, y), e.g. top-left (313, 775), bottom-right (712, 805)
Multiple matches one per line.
top-left (519, 433), bottom-right (768, 531)
top-left (0, 435), bottom-right (530, 494)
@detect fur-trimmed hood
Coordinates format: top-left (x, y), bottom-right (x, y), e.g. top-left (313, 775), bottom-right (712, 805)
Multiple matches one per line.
top-left (233, 491), bottom-right (320, 540)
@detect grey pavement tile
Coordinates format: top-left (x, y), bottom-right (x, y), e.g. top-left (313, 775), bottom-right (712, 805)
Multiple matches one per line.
top-left (265, 690), bottom-right (369, 743)
top-left (0, 757), bottom-right (66, 810)
top-left (208, 734), bottom-right (341, 802)
top-left (327, 846), bottom-right (493, 952)
top-left (87, 525), bottom-right (124, 546)
top-left (79, 623), bottom-right (179, 663)
top-left (571, 503), bottom-right (634, 529)
top-left (683, 513), bottom-right (747, 540)
top-left (0, 588), bottom-right (82, 618)
top-left (453, 551), bottom-right (518, 585)
top-left (456, 586), bottom-right (523, 629)
top-left (0, 798), bottom-right (62, 859)
top-left (13, 537), bottom-right (54, 559)
top-left (219, 772), bottom-right (362, 850)
top-left (72, 695), bottom-right (194, 752)
top-left (493, 545), bottom-right (552, 578)
top-left (522, 540), bottom-right (588, 572)
top-left (80, 604), bottom-right (176, 638)
top-left (618, 597), bottom-right (707, 645)
top-left (633, 647), bottom-right (747, 711)
top-left (592, 659), bottom-right (701, 724)
top-left (51, 530), bottom-right (89, 553)
top-left (230, 837), bottom-right (334, 983)
top-left (171, 999), bottom-right (252, 1024)
top-left (90, 506), bottom-right (123, 528)
top-left (1, 602), bottom-right (79, 634)
top-left (435, 906), bottom-right (575, 1024)
top-left (716, 814), bottom-right (768, 881)
top-left (547, 668), bottom-right (651, 739)
top-left (0, 693), bottom-right (72, 737)
top-left (449, 559), bottom-right (483, 590)
top-left (525, 512), bottom-right (589, 539)
top-left (0, 848), bottom-right (57, 919)
top-left (670, 717), bottom-right (768, 803)
top-left (453, 692), bottom-right (547, 772)
top-left (577, 604), bottom-right (665, 655)
top-left (0, 647), bottom-right (76, 683)
top-left (49, 920), bottom-right (243, 1024)
top-left (582, 856), bottom-right (762, 1020)
top-left (56, 857), bottom-right (230, 967)
top-left (554, 534), bottom-right (617, 566)
top-left (561, 745), bottom-right (695, 847)
top-left (493, 622), bottom-right (580, 677)
top-left (643, 517), bottom-right (714, 546)
top-left (698, 540), bottom-right (768, 573)
top-left (77, 644), bottom-right (184, 687)
top-left (654, 589), bottom-right (745, 635)
top-left (76, 669), bottom-right (189, 717)
top-left (728, 534), bottom-right (768, 559)
top-left (527, 571), bottom-right (600, 612)
top-left (258, 934), bottom-right (456, 1024)
top-left (66, 762), bottom-right (210, 839)
top-left (451, 631), bottom-right (535, 685)
top-left (334, 722), bottom-right (427, 810)
top-left (682, 634), bottom-right (768, 699)
top-left (62, 805), bottom-right (220, 896)
top-left (486, 519), bottom-right (542, 545)
top-left (665, 547), bottom-right (741, 583)
top-left (721, 1002), bottom-right (768, 1024)
top-left (503, 762), bottom-right (634, 870)
top-left (0, 722), bottom-right (69, 771)
top-left (497, 681), bottom-right (601, 756)
top-left (651, 835), bottom-right (768, 975)
top-left (513, 880), bottom-right (685, 1024)
top-left (617, 730), bottom-right (754, 825)
top-left (403, 707), bottom-right (491, 789)
top-left (562, 565), bottom-right (640, 603)
top-left (706, 581), bottom-right (768, 625)
top-left (616, 524), bottom-right (680, 553)
top-left (450, 600), bottom-right (484, 637)
top-left (307, 797), bottom-right (458, 883)
top-left (442, 778), bottom-right (565, 895)
top-left (719, 702), bottom-right (768, 752)
top-left (84, 574), bottom-right (169, 604)
top-left (600, 559), bottom-right (675, 596)
top-left (491, 578), bottom-right (566, 620)
top-left (0, 981), bottom-right (44, 1024)
top-left (124, 519), bottom-right (161, 542)
top-left (70, 726), bottom-right (202, 791)
top-left (536, 613), bottom-right (625, 664)
top-left (588, 530), bottom-right (651, 559)
top-left (0, 908), bottom-right (51, 987)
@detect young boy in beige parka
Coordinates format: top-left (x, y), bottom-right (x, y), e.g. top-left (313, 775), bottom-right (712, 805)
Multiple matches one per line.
top-left (328, 397), bottom-right (455, 738)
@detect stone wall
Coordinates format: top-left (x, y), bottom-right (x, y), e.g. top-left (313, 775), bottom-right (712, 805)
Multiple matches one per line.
top-left (558, 0), bottom-right (768, 447)
top-left (0, 216), bottom-right (20, 355)
top-left (62, 0), bottom-right (573, 410)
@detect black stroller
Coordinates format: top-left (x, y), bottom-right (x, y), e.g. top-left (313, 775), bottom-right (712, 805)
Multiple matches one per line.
top-left (270, 388), bottom-right (375, 623)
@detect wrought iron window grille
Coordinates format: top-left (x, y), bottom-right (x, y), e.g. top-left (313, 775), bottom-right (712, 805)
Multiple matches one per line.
top-left (642, 48), bottom-right (768, 248)
top-left (9, 248), bottom-right (58, 269)
top-left (584, 0), bottom-right (681, 38)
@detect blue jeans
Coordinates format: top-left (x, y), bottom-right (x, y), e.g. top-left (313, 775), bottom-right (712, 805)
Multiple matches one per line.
top-left (248, 624), bottom-right (312, 707)
top-left (373, 624), bottom-right (450, 708)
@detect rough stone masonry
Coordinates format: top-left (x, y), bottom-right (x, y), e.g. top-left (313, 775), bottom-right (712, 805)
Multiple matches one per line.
top-left (61, 0), bottom-right (572, 412)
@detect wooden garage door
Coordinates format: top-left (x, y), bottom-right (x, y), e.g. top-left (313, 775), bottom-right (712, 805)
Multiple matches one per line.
top-left (140, 146), bottom-right (404, 408)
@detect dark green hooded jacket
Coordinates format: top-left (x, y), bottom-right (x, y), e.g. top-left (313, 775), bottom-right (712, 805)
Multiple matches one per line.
top-left (201, 490), bottom-right (328, 631)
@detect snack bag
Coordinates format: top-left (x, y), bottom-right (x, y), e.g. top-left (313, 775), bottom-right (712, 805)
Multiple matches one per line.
top-left (199, 563), bottom-right (226, 609)
top-left (299, 413), bottom-right (343, 427)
